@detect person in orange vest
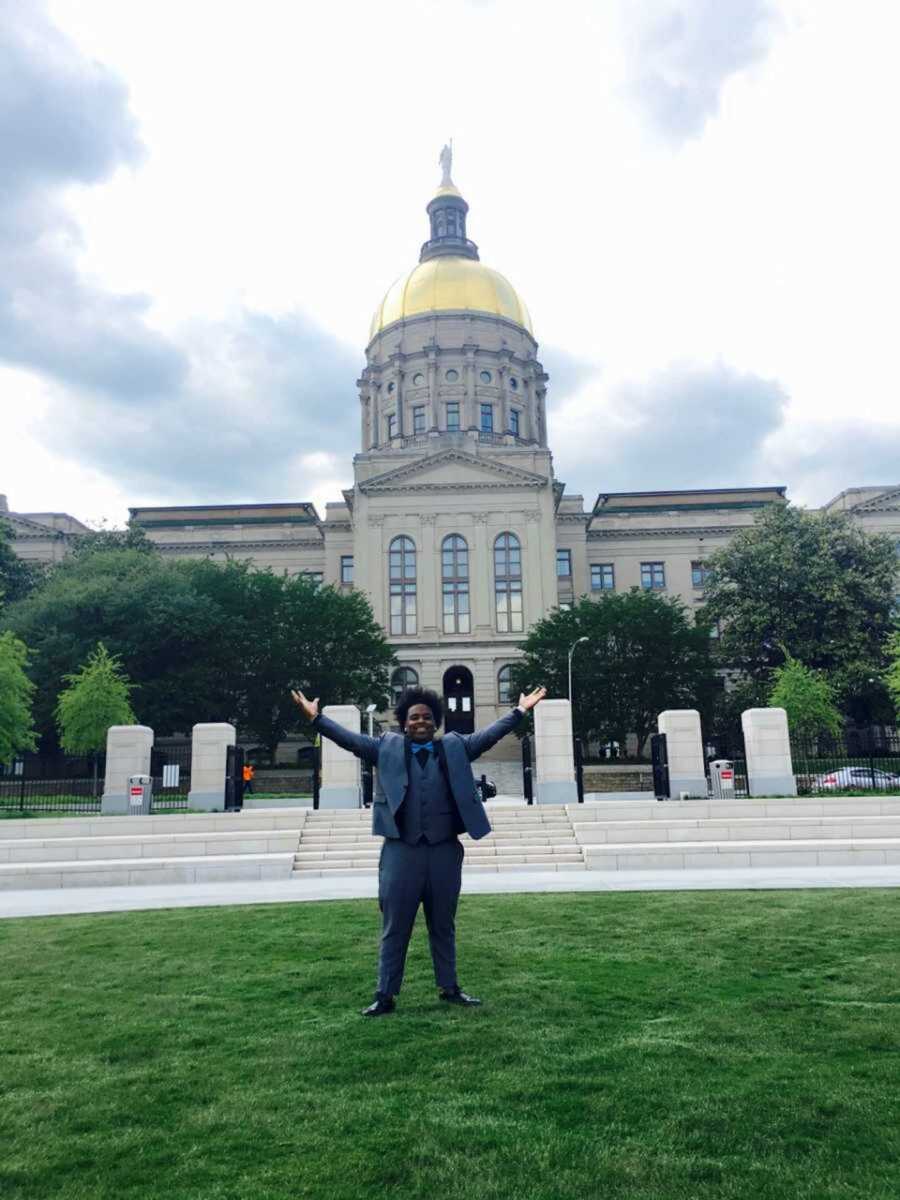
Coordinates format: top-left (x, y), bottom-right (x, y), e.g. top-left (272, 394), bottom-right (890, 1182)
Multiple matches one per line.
top-left (242, 762), bottom-right (255, 794)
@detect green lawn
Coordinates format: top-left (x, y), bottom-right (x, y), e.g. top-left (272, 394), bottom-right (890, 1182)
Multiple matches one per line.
top-left (1, 890), bottom-right (899, 1199)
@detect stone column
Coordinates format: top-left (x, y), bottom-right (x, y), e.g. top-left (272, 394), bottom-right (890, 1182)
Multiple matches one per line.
top-left (742, 707), bottom-right (797, 797)
top-left (319, 704), bottom-right (362, 808)
top-left (101, 725), bottom-right (154, 815)
top-left (426, 347), bottom-right (438, 430)
top-left (188, 723), bottom-right (236, 812)
top-left (658, 709), bottom-right (707, 798)
top-left (534, 699), bottom-right (578, 805)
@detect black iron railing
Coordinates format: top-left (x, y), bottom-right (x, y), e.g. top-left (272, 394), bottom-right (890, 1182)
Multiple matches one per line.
top-left (791, 730), bottom-right (900, 795)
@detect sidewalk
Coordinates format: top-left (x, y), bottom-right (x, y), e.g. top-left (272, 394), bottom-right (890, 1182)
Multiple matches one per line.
top-left (2, 864), bottom-right (900, 920)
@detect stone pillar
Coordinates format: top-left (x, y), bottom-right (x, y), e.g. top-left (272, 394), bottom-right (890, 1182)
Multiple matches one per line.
top-left (658, 709), bottom-right (707, 798)
top-left (319, 705), bottom-right (362, 808)
top-left (188, 723), bottom-right (235, 812)
top-left (534, 699), bottom-right (577, 805)
top-left (101, 725), bottom-right (154, 815)
top-left (742, 707), bottom-right (797, 797)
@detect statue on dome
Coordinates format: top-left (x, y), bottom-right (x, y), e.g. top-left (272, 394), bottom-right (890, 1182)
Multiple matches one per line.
top-left (439, 141), bottom-right (453, 187)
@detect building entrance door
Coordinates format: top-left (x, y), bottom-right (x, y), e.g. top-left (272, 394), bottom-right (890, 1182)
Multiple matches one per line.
top-left (443, 666), bottom-right (475, 735)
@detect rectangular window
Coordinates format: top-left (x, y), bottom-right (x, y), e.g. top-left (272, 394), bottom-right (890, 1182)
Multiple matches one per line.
top-left (556, 548), bottom-right (572, 577)
top-left (413, 406), bottom-right (425, 434)
top-left (641, 561), bottom-right (666, 590)
top-left (480, 403), bottom-right (493, 433)
top-left (510, 408), bottom-right (520, 437)
top-left (691, 561), bottom-right (710, 589)
top-left (386, 412), bottom-right (396, 439)
top-left (591, 563), bottom-right (615, 591)
top-left (302, 571), bottom-right (323, 585)
top-left (340, 555), bottom-right (353, 585)
top-left (446, 401), bottom-right (460, 431)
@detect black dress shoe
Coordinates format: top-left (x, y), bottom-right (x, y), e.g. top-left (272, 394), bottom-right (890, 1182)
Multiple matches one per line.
top-left (361, 993), bottom-right (395, 1017)
top-left (439, 986), bottom-right (482, 1006)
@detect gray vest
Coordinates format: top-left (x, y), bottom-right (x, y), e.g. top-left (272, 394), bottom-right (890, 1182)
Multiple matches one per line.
top-left (400, 747), bottom-right (457, 845)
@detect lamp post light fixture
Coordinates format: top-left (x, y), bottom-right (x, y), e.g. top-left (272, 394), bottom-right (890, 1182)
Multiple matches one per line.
top-left (365, 702), bottom-right (377, 737)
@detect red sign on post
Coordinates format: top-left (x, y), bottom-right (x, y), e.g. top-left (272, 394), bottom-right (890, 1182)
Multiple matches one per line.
top-left (130, 785), bottom-right (143, 800)
top-left (721, 771), bottom-right (734, 780)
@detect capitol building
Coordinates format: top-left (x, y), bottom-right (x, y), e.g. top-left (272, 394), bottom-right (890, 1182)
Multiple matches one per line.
top-left (6, 160), bottom-right (900, 740)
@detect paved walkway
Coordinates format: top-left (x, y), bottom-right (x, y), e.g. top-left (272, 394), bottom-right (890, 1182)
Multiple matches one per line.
top-left (2, 865), bottom-right (900, 920)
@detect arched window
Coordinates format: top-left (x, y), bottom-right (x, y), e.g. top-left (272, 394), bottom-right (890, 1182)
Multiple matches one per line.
top-left (494, 532), bottom-right (523, 633)
top-left (497, 665), bottom-right (514, 705)
top-left (390, 666), bottom-right (419, 708)
top-left (389, 536), bottom-right (416, 635)
top-left (441, 534), bottom-right (470, 634)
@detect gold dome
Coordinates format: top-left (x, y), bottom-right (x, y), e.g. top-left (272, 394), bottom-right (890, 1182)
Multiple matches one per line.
top-left (369, 255), bottom-right (533, 341)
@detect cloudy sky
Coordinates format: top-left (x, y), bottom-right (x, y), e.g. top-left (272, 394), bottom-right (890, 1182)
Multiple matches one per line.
top-left (2, 0), bottom-right (898, 525)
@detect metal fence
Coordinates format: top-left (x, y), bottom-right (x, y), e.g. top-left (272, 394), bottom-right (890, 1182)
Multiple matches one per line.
top-left (791, 730), bottom-right (900, 795)
top-left (0, 753), bottom-right (105, 815)
top-left (703, 732), bottom-right (750, 798)
top-left (150, 743), bottom-right (193, 811)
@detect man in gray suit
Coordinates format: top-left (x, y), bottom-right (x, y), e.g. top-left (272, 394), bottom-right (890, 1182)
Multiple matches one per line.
top-left (291, 684), bottom-right (546, 1016)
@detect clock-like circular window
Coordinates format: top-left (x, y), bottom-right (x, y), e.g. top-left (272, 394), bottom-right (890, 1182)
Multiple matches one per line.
top-left (413, 373), bottom-right (425, 386)
top-left (445, 368), bottom-right (459, 382)
top-left (480, 370), bottom-right (492, 383)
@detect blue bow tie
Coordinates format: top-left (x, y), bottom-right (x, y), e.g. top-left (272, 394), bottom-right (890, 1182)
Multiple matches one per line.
top-left (411, 740), bottom-right (434, 754)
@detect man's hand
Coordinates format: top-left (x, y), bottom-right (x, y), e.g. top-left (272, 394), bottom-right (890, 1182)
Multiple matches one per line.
top-left (518, 686), bottom-right (547, 712)
top-left (290, 689), bottom-right (320, 721)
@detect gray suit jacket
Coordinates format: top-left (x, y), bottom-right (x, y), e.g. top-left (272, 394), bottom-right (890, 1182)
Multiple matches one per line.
top-left (312, 709), bottom-right (523, 841)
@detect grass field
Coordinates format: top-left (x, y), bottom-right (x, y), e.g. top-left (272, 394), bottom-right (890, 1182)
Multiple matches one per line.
top-left (1, 890), bottom-right (899, 1200)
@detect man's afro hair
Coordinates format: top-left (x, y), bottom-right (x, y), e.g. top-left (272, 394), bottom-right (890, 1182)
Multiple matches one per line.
top-left (394, 687), bottom-right (444, 730)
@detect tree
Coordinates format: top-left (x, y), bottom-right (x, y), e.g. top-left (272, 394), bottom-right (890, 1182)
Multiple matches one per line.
top-left (220, 569), bottom-right (394, 760)
top-left (886, 625), bottom-right (900, 720)
top-left (55, 643), bottom-right (136, 755)
top-left (0, 631), bottom-right (37, 765)
top-left (0, 519), bottom-right (44, 608)
top-left (509, 590), bottom-right (717, 756)
top-left (700, 505), bottom-right (897, 720)
top-left (768, 655), bottom-right (843, 742)
top-left (3, 549), bottom-right (394, 754)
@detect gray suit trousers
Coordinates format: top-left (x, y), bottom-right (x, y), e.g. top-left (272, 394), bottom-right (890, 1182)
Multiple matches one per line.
top-left (377, 838), bottom-right (464, 995)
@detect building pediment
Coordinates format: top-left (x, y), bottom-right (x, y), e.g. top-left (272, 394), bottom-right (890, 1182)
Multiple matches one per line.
top-left (4, 513), bottom-right (66, 540)
top-left (358, 450), bottom-right (549, 496)
top-left (852, 486), bottom-right (900, 513)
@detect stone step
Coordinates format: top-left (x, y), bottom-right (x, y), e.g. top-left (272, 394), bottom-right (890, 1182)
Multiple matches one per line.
top-left (571, 797), bottom-right (900, 819)
top-left (585, 836), bottom-right (900, 871)
top-left (292, 852), bottom-right (584, 871)
top-left (0, 853), bottom-right (295, 890)
top-left (300, 833), bottom-right (577, 847)
top-left (294, 844), bottom-right (581, 861)
top-left (0, 830), bottom-right (300, 864)
top-left (0, 811), bottom-right (307, 841)
top-left (574, 816), bottom-right (900, 844)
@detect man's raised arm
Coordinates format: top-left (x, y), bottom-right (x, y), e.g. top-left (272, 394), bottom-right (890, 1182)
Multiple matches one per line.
top-left (462, 686), bottom-right (547, 761)
top-left (290, 690), bottom-right (381, 766)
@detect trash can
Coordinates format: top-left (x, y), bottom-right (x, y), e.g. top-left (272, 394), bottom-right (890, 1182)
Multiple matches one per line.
top-left (710, 760), bottom-right (735, 799)
top-left (128, 773), bottom-right (153, 815)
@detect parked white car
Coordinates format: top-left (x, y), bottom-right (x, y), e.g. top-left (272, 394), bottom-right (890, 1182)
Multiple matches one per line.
top-left (813, 766), bottom-right (900, 790)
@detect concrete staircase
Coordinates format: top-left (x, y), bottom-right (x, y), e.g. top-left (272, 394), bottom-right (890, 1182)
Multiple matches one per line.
top-left (4, 795), bottom-right (900, 890)
top-left (572, 796), bottom-right (900, 870)
top-left (292, 805), bottom-right (585, 876)
top-left (0, 811), bottom-right (307, 890)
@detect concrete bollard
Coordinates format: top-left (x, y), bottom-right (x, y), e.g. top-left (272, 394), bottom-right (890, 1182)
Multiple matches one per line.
top-left (741, 708), bottom-right (797, 797)
top-left (657, 710), bottom-right (707, 799)
top-left (101, 725), bottom-right (154, 815)
top-left (187, 723), bottom-right (236, 812)
top-left (534, 699), bottom-right (578, 805)
top-left (319, 705), bottom-right (362, 808)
